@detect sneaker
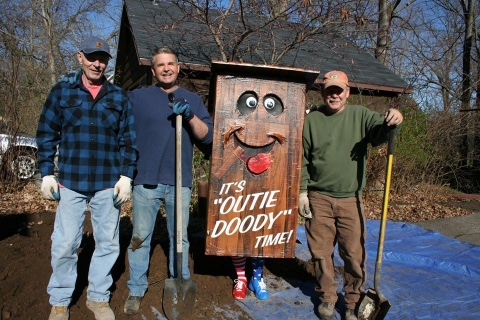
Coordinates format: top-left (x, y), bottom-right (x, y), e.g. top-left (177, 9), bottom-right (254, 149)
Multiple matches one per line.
top-left (49, 306), bottom-right (69, 320)
top-left (317, 302), bottom-right (335, 319)
top-left (345, 309), bottom-right (358, 320)
top-left (86, 300), bottom-right (115, 320)
top-left (248, 277), bottom-right (269, 300)
top-left (232, 279), bottom-right (247, 299)
top-left (124, 295), bottom-right (142, 315)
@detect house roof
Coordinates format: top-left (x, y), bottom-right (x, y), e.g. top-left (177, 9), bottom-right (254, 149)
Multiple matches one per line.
top-left (120, 0), bottom-right (411, 95)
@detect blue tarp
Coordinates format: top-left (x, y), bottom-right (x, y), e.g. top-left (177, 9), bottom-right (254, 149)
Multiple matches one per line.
top-left (235, 221), bottom-right (480, 319)
top-left (146, 221), bottom-right (480, 319)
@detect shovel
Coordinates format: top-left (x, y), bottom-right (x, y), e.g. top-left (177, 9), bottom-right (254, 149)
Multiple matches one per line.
top-left (358, 130), bottom-right (395, 320)
top-left (163, 94), bottom-right (197, 320)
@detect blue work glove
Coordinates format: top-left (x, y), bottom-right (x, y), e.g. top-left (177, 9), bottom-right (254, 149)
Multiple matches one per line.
top-left (172, 99), bottom-right (194, 121)
top-left (58, 72), bottom-right (77, 84)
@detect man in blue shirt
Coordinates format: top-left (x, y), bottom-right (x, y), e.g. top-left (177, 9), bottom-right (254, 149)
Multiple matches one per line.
top-left (123, 47), bottom-right (213, 315)
top-left (36, 36), bottom-right (139, 320)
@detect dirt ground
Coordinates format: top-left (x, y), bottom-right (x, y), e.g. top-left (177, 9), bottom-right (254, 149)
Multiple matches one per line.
top-left (1, 182), bottom-right (479, 320)
top-left (0, 182), bottom-right (315, 320)
top-left (0, 210), bottom-right (260, 320)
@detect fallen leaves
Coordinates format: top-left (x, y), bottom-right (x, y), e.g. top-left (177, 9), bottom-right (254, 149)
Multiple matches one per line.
top-left (0, 182), bottom-right (48, 215)
top-left (363, 183), bottom-right (478, 223)
top-left (1, 182), bottom-right (478, 225)
top-left (0, 182), bottom-right (133, 216)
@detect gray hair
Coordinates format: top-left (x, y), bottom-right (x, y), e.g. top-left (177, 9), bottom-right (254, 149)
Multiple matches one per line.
top-left (151, 46), bottom-right (178, 65)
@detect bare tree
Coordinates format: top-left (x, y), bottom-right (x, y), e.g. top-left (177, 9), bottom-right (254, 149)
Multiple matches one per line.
top-left (36, 0), bottom-right (110, 84)
top-left (167, 0), bottom-right (368, 65)
top-left (381, 0), bottom-right (480, 189)
top-left (0, 0), bottom-right (116, 188)
top-left (0, 0), bottom-right (112, 129)
top-left (376, 0), bottom-right (403, 64)
top-left (458, 0), bottom-right (476, 167)
top-left (458, 0), bottom-right (475, 111)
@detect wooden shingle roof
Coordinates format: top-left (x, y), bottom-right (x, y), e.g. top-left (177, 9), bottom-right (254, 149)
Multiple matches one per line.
top-left (117, 0), bottom-right (411, 95)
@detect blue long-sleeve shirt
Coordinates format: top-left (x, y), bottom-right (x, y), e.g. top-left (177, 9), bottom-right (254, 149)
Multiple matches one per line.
top-left (128, 85), bottom-right (213, 188)
top-left (36, 70), bottom-right (139, 192)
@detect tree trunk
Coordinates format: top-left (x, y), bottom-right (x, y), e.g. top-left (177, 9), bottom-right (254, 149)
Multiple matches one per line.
top-left (460, 0), bottom-right (475, 166)
top-left (460, 0), bottom-right (474, 110)
top-left (376, 0), bottom-right (391, 64)
top-left (375, 0), bottom-right (402, 65)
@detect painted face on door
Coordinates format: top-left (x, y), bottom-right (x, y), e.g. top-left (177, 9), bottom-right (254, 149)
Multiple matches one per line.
top-left (214, 81), bottom-right (291, 178)
top-left (223, 90), bottom-right (286, 175)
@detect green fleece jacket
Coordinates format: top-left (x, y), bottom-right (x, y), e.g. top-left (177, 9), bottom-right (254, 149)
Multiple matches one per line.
top-left (300, 104), bottom-right (400, 197)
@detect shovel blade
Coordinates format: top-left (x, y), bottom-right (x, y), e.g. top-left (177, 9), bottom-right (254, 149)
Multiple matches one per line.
top-left (163, 278), bottom-right (197, 320)
top-left (358, 288), bottom-right (391, 320)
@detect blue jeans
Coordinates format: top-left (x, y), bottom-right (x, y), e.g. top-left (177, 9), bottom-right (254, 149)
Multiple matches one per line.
top-left (127, 184), bottom-right (191, 296)
top-left (47, 187), bottom-right (120, 306)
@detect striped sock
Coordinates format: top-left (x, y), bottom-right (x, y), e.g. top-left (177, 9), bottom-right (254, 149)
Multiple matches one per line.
top-left (232, 256), bottom-right (247, 283)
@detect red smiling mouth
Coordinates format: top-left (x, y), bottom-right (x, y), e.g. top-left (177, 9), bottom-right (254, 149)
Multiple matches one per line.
top-left (213, 125), bottom-right (285, 178)
top-left (234, 135), bottom-right (274, 175)
top-left (233, 134), bottom-right (275, 157)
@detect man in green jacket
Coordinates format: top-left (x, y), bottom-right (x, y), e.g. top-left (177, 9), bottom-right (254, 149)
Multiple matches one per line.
top-left (299, 70), bottom-right (403, 320)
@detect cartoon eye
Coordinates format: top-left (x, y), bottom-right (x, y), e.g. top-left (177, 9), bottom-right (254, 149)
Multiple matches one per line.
top-left (237, 92), bottom-right (258, 115)
top-left (246, 96), bottom-right (257, 107)
top-left (263, 95), bottom-right (283, 116)
top-left (264, 97), bottom-right (276, 109)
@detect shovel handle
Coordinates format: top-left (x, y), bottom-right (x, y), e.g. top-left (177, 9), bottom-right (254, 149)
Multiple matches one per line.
top-left (176, 113), bottom-right (183, 277)
top-left (387, 129), bottom-right (395, 156)
top-left (374, 130), bottom-right (395, 294)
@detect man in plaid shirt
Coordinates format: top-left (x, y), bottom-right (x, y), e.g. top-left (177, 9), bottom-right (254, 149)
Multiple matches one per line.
top-left (36, 36), bottom-right (138, 320)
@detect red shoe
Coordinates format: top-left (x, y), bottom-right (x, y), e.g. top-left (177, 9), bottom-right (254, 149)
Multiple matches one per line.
top-left (232, 279), bottom-right (247, 299)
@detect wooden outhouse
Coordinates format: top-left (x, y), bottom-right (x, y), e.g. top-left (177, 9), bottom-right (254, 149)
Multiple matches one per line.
top-left (205, 61), bottom-right (319, 258)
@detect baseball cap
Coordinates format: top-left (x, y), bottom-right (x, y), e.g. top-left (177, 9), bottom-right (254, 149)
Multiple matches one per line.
top-left (323, 70), bottom-right (349, 90)
top-left (80, 36), bottom-right (111, 57)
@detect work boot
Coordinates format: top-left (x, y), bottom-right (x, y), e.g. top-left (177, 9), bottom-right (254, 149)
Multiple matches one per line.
top-left (317, 302), bottom-right (335, 319)
top-left (248, 277), bottom-right (269, 300)
top-left (49, 306), bottom-right (69, 320)
top-left (345, 309), bottom-right (358, 320)
top-left (232, 279), bottom-right (247, 299)
top-left (124, 295), bottom-right (142, 315)
top-left (86, 300), bottom-right (115, 320)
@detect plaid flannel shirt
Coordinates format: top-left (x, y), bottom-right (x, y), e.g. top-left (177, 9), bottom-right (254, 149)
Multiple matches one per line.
top-left (36, 70), bottom-right (139, 192)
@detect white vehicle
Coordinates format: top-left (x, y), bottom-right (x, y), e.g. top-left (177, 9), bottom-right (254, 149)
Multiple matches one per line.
top-left (0, 120), bottom-right (38, 180)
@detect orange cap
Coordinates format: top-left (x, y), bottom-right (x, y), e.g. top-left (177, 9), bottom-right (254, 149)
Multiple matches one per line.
top-left (323, 70), bottom-right (349, 90)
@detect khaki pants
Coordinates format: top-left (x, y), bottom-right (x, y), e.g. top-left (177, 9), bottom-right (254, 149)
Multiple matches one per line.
top-left (305, 192), bottom-right (367, 310)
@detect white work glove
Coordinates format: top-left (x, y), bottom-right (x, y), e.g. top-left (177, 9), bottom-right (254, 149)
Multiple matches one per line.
top-left (298, 192), bottom-right (312, 219)
top-left (41, 175), bottom-right (59, 201)
top-left (113, 175), bottom-right (132, 206)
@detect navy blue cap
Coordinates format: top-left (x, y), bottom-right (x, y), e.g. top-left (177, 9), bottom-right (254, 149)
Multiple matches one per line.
top-left (80, 36), bottom-right (111, 57)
